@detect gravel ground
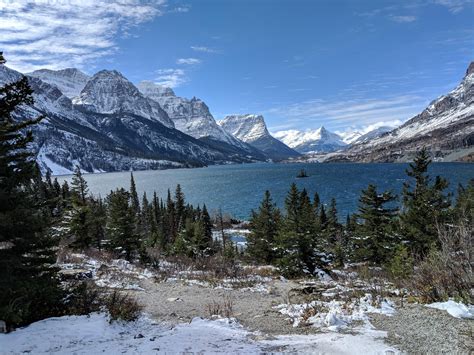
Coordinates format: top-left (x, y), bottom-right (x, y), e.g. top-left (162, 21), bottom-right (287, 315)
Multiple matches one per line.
top-left (134, 278), bottom-right (473, 353)
top-left (134, 278), bottom-right (326, 335)
top-left (369, 304), bottom-right (474, 354)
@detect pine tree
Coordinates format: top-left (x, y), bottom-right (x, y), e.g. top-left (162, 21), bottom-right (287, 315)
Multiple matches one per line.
top-left (175, 184), bottom-right (186, 232)
top-left (401, 148), bottom-right (450, 256)
top-left (0, 55), bottom-right (62, 327)
top-left (106, 188), bottom-right (139, 261)
top-left (355, 184), bottom-right (397, 263)
top-left (67, 166), bottom-right (93, 249)
top-left (247, 190), bottom-right (281, 263)
top-left (129, 172), bottom-right (140, 215)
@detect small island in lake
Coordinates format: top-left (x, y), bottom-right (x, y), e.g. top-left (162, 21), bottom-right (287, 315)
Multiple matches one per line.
top-left (296, 169), bottom-right (309, 178)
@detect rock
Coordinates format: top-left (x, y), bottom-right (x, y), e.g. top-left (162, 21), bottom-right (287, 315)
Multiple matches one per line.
top-left (167, 297), bottom-right (182, 302)
top-left (58, 269), bottom-right (93, 280)
top-left (134, 333), bottom-right (144, 339)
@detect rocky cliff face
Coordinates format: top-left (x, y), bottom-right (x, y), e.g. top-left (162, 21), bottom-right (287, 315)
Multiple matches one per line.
top-left (331, 62), bottom-right (474, 162)
top-left (218, 114), bottom-right (300, 160)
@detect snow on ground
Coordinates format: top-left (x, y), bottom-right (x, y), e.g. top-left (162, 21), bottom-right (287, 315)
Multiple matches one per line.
top-left (426, 300), bottom-right (474, 319)
top-left (276, 293), bottom-right (395, 330)
top-left (0, 313), bottom-right (399, 355)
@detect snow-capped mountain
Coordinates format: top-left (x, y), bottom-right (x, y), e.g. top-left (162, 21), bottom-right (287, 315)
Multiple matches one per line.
top-left (0, 64), bottom-right (267, 174)
top-left (332, 62), bottom-right (474, 162)
top-left (218, 114), bottom-right (300, 160)
top-left (73, 71), bottom-right (174, 128)
top-left (138, 82), bottom-right (245, 146)
top-left (27, 68), bottom-right (90, 98)
top-left (273, 127), bottom-right (347, 154)
top-left (338, 126), bottom-right (393, 145)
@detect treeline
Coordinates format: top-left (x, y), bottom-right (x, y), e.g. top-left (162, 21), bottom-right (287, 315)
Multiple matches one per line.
top-left (246, 150), bottom-right (473, 277)
top-left (53, 169), bottom-right (219, 261)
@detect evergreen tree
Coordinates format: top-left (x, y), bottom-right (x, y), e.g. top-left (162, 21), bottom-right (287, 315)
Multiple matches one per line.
top-left (129, 172), bottom-right (140, 215)
top-left (0, 55), bottom-right (62, 327)
top-left (67, 166), bottom-right (93, 249)
top-left (175, 184), bottom-right (186, 231)
top-left (247, 190), bottom-right (281, 263)
top-left (401, 148), bottom-right (450, 256)
top-left (106, 188), bottom-right (139, 260)
top-left (355, 184), bottom-right (397, 263)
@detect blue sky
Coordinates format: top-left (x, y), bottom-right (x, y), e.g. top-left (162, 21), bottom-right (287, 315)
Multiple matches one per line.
top-left (1, 0), bottom-right (473, 135)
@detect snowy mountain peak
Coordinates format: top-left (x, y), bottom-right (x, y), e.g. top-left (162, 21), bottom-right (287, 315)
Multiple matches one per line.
top-left (137, 80), bottom-right (247, 147)
top-left (73, 70), bottom-right (174, 128)
top-left (218, 114), bottom-right (300, 160)
top-left (27, 68), bottom-right (90, 98)
top-left (218, 114), bottom-right (269, 142)
top-left (273, 127), bottom-right (347, 154)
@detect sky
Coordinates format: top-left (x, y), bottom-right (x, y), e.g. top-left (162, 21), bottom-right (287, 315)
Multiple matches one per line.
top-left (1, 0), bottom-right (473, 136)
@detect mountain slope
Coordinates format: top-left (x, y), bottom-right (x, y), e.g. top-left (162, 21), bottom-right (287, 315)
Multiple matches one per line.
top-left (333, 62), bottom-right (474, 162)
top-left (218, 114), bottom-right (300, 160)
top-left (274, 127), bottom-right (347, 154)
top-left (27, 68), bottom-right (90, 98)
top-left (0, 65), bottom-right (264, 174)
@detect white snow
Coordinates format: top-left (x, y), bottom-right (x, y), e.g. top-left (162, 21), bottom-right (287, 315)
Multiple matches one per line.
top-left (273, 127), bottom-right (347, 153)
top-left (218, 114), bottom-right (269, 143)
top-left (426, 300), bottom-right (474, 319)
top-left (0, 313), bottom-right (399, 354)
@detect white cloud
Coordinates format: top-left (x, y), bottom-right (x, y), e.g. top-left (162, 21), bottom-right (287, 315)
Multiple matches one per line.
top-left (390, 15), bottom-right (417, 23)
top-left (154, 68), bottom-right (186, 88)
top-left (191, 46), bottom-right (220, 53)
top-left (176, 58), bottom-right (201, 65)
top-left (265, 95), bottom-right (425, 131)
top-left (0, 0), bottom-right (165, 72)
top-left (433, 0), bottom-right (473, 13)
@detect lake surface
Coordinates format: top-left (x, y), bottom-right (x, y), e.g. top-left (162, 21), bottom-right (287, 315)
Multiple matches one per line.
top-left (57, 163), bottom-right (473, 220)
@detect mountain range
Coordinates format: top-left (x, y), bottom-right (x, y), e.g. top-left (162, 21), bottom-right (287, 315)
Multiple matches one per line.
top-left (2, 60), bottom-right (472, 173)
top-left (1, 64), bottom-right (297, 174)
top-left (326, 61), bottom-right (474, 162)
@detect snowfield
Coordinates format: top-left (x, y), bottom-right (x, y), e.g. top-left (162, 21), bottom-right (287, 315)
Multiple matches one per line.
top-left (0, 313), bottom-right (399, 354)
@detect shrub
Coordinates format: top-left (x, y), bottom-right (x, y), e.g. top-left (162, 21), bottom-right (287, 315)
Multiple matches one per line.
top-left (105, 291), bottom-right (142, 322)
top-left (66, 282), bottom-right (103, 315)
top-left (386, 245), bottom-right (414, 283)
top-left (408, 223), bottom-right (473, 303)
top-left (206, 295), bottom-right (233, 318)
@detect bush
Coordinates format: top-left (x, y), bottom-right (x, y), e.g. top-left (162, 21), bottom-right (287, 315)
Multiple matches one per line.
top-left (206, 295), bottom-right (233, 318)
top-left (408, 223), bottom-right (473, 303)
top-left (105, 291), bottom-right (142, 322)
top-left (66, 282), bottom-right (103, 315)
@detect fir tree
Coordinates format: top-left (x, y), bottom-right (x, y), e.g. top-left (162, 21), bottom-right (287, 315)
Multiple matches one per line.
top-left (175, 184), bottom-right (186, 231)
top-left (106, 188), bottom-right (139, 261)
top-left (355, 184), bottom-right (397, 263)
top-left (0, 55), bottom-right (62, 327)
top-left (247, 190), bottom-right (281, 263)
top-left (401, 148), bottom-right (450, 256)
top-left (129, 172), bottom-right (140, 215)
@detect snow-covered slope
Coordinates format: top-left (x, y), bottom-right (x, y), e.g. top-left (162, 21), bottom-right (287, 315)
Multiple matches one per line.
top-left (336, 62), bottom-right (474, 162)
top-left (218, 114), bottom-right (300, 160)
top-left (74, 71), bottom-right (174, 128)
top-left (27, 68), bottom-right (89, 98)
top-left (347, 126), bottom-right (392, 145)
top-left (274, 127), bottom-right (347, 154)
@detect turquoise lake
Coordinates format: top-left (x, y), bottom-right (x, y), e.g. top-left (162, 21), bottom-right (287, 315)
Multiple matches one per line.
top-left (57, 163), bottom-right (473, 220)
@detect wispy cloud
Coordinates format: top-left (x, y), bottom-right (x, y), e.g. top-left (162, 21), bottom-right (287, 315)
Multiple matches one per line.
top-left (0, 0), bottom-right (165, 72)
top-left (433, 0), bottom-right (474, 13)
top-left (169, 5), bottom-right (190, 13)
top-left (154, 68), bottom-right (186, 88)
top-left (390, 15), bottom-right (417, 23)
top-left (176, 57), bottom-right (201, 65)
top-left (265, 95), bottom-right (425, 131)
top-left (191, 46), bottom-right (220, 53)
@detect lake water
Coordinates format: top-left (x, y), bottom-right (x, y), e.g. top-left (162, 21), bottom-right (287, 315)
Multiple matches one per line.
top-left (57, 163), bottom-right (473, 220)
